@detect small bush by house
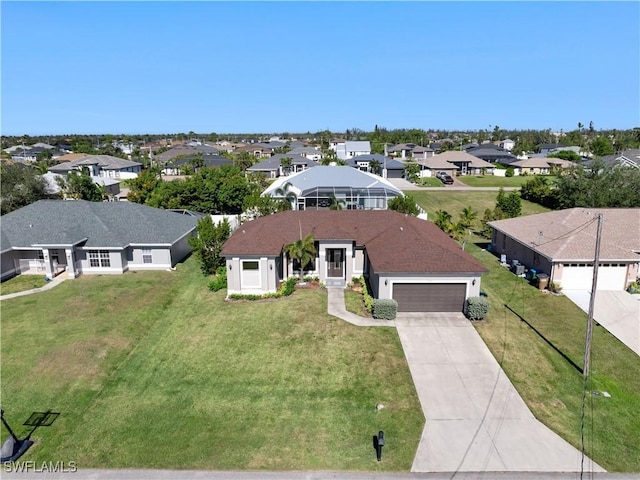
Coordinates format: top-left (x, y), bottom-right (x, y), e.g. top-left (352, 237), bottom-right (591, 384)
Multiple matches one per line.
top-left (373, 299), bottom-right (398, 320)
top-left (465, 296), bottom-right (490, 321)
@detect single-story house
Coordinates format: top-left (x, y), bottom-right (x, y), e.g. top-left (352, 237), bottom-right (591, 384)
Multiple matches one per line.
top-left (425, 151), bottom-right (495, 176)
top-left (221, 210), bottom-right (488, 312)
top-left (488, 208), bottom-right (640, 291)
top-left (1, 200), bottom-right (198, 281)
top-left (246, 154), bottom-right (320, 179)
top-left (415, 156), bottom-right (459, 178)
top-left (466, 144), bottom-right (518, 164)
top-left (262, 166), bottom-right (403, 210)
top-left (597, 149), bottom-right (640, 169)
top-left (508, 157), bottom-right (566, 175)
top-left (288, 147), bottom-right (322, 161)
top-left (348, 154), bottom-right (405, 179)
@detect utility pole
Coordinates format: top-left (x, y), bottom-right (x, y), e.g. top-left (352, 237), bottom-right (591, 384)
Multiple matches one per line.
top-left (583, 213), bottom-right (603, 378)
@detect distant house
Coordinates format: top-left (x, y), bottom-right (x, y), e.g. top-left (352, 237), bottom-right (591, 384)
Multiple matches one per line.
top-left (539, 143), bottom-right (565, 155)
top-left (348, 154), bottom-right (405, 179)
top-left (155, 145), bottom-right (220, 164)
top-left (48, 155), bottom-right (142, 179)
top-left (246, 154), bottom-right (319, 179)
top-left (262, 166), bottom-right (403, 210)
top-left (509, 157), bottom-right (573, 175)
top-left (597, 149), bottom-right (640, 169)
top-left (41, 172), bottom-right (121, 198)
top-left (335, 141), bottom-right (371, 160)
top-left (387, 143), bottom-right (435, 160)
top-left (221, 210), bottom-right (487, 311)
top-left (466, 144), bottom-right (518, 164)
top-left (1, 200), bottom-right (198, 281)
top-left (288, 147), bottom-right (322, 161)
top-left (499, 139), bottom-right (515, 151)
top-left (415, 156), bottom-right (459, 178)
top-left (427, 151), bottom-right (495, 176)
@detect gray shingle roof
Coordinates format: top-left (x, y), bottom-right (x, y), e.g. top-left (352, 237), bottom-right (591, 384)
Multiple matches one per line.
top-left (1, 200), bottom-right (197, 251)
top-left (247, 155), bottom-right (319, 172)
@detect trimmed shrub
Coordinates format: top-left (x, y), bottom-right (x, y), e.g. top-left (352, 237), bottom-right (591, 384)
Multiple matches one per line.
top-left (278, 277), bottom-right (298, 296)
top-left (373, 299), bottom-right (398, 320)
top-left (361, 278), bottom-right (374, 313)
top-left (465, 296), bottom-right (490, 321)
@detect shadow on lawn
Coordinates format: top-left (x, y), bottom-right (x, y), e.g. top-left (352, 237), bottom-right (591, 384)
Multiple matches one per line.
top-left (505, 304), bottom-right (583, 374)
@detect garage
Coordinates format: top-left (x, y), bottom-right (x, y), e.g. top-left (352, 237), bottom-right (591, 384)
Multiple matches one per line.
top-left (392, 283), bottom-right (467, 312)
top-left (559, 263), bottom-right (629, 291)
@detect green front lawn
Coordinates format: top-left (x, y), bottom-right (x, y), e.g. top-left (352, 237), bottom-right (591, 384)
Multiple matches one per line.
top-left (456, 174), bottom-right (549, 188)
top-left (1, 275), bottom-right (49, 295)
top-left (408, 190), bottom-right (550, 220)
top-left (0, 258), bottom-right (423, 470)
top-left (469, 243), bottom-right (640, 471)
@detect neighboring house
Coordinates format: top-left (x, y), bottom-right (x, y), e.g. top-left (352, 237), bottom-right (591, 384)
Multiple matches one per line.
top-left (411, 145), bottom-right (435, 160)
top-left (41, 172), bottom-right (121, 198)
top-left (221, 210), bottom-right (487, 312)
top-left (508, 157), bottom-right (574, 175)
top-left (288, 147), bottom-right (322, 161)
top-left (466, 144), bottom-right (518, 164)
top-left (232, 144), bottom-right (274, 158)
top-left (427, 151), bottom-right (495, 176)
top-left (1, 200), bottom-right (198, 282)
top-left (246, 154), bottom-right (319, 179)
top-left (348, 154), bottom-right (405, 178)
top-left (488, 208), bottom-right (640, 291)
top-left (262, 165), bottom-right (403, 210)
top-left (335, 141), bottom-right (371, 160)
top-left (161, 154), bottom-right (232, 175)
top-left (539, 143), bottom-right (565, 155)
top-left (597, 149), bottom-right (640, 169)
top-left (499, 139), bottom-right (515, 151)
top-left (48, 155), bottom-right (142, 179)
top-left (386, 143), bottom-right (435, 160)
top-left (415, 156), bottom-right (459, 178)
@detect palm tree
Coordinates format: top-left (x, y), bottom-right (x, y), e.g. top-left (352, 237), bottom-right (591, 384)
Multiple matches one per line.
top-left (369, 160), bottom-right (381, 175)
top-left (284, 233), bottom-right (316, 283)
top-left (459, 206), bottom-right (478, 229)
top-left (328, 193), bottom-right (346, 210)
top-left (280, 156), bottom-right (293, 176)
top-left (274, 181), bottom-right (297, 210)
top-left (433, 210), bottom-right (453, 233)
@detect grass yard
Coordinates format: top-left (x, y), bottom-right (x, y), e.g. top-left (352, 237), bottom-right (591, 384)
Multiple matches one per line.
top-left (468, 242), bottom-right (640, 472)
top-left (0, 257), bottom-right (423, 470)
top-left (455, 175), bottom-right (546, 188)
top-left (408, 190), bottom-right (550, 220)
top-left (414, 177), bottom-right (443, 187)
top-left (1, 275), bottom-right (49, 295)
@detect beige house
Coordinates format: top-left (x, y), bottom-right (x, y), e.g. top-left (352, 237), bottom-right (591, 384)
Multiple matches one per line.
top-left (488, 208), bottom-right (640, 291)
top-left (221, 210), bottom-right (488, 312)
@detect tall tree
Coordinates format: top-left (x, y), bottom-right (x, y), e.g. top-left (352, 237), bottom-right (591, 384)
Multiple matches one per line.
top-left (188, 216), bottom-right (231, 275)
top-left (57, 170), bottom-right (104, 201)
top-left (0, 162), bottom-right (50, 214)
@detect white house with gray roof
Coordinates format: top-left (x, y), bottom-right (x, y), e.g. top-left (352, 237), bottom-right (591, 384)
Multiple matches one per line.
top-left (1, 200), bottom-right (198, 281)
top-left (49, 155), bottom-right (142, 179)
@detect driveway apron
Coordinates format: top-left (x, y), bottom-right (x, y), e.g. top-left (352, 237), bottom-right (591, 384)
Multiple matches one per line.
top-left (395, 313), bottom-right (604, 473)
top-left (563, 289), bottom-right (640, 356)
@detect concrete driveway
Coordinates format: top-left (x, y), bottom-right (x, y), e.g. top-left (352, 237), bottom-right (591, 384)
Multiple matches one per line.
top-left (563, 290), bottom-right (640, 356)
top-left (395, 313), bottom-right (604, 473)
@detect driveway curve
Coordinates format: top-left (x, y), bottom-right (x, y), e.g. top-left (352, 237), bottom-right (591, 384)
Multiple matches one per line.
top-left (395, 313), bottom-right (604, 473)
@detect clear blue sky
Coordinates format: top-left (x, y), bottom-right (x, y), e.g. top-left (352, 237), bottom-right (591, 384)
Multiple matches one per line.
top-left (1, 1), bottom-right (638, 136)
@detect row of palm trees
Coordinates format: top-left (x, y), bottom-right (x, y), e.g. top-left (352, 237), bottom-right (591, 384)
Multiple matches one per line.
top-left (433, 206), bottom-right (478, 244)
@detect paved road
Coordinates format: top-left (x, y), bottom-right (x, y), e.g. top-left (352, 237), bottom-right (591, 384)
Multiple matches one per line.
top-left (1, 469), bottom-right (635, 480)
top-left (394, 313), bottom-right (604, 473)
top-left (563, 290), bottom-right (640, 356)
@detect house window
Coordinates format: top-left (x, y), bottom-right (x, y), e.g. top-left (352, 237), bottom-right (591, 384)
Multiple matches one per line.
top-left (142, 248), bottom-right (153, 264)
top-left (293, 258), bottom-right (315, 272)
top-left (243, 261), bottom-right (259, 270)
top-left (88, 250), bottom-right (111, 268)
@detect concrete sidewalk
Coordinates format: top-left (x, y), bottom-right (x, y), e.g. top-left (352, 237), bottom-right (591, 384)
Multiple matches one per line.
top-left (395, 314), bottom-right (604, 473)
top-left (326, 287), bottom-right (395, 327)
top-left (0, 272), bottom-right (69, 301)
top-left (564, 289), bottom-right (640, 356)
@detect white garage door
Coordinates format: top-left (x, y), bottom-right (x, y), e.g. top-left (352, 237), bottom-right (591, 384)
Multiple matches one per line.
top-left (560, 264), bottom-right (628, 290)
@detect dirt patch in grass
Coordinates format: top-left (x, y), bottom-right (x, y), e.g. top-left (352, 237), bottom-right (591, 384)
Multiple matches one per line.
top-left (33, 337), bottom-right (130, 385)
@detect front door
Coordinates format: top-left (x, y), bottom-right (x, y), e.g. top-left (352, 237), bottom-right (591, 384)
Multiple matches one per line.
top-left (327, 249), bottom-right (344, 278)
